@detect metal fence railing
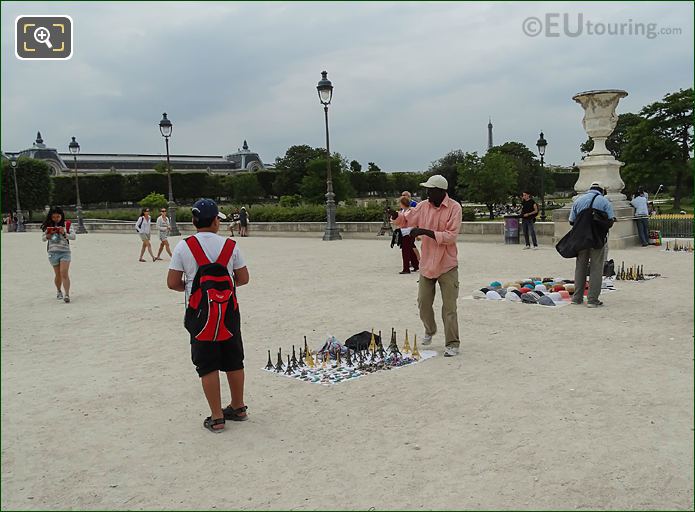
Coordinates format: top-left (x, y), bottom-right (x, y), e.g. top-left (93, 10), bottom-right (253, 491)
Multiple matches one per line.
top-left (648, 214), bottom-right (694, 238)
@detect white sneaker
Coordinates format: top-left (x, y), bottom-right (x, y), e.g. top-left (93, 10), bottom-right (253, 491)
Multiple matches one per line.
top-left (56, 290), bottom-right (64, 300)
top-left (532, 246), bottom-right (539, 250)
top-left (422, 334), bottom-right (433, 346)
top-left (522, 246), bottom-right (531, 250)
top-left (444, 346), bottom-right (459, 357)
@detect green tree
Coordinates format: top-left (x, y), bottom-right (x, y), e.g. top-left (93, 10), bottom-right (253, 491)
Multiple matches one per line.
top-left (367, 162), bottom-right (381, 173)
top-left (349, 160), bottom-right (362, 173)
top-left (139, 192), bottom-right (168, 210)
top-left (488, 141), bottom-right (543, 195)
top-left (457, 152), bottom-right (517, 219)
top-left (428, 150), bottom-right (467, 200)
top-left (153, 162), bottom-right (168, 174)
top-left (638, 88), bottom-right (693, 209)
top-left (233, 173), bottom-right (264, 204)
top-left (299, 157), bottom-right (354, 203)
top-left (273, 145), bottom-right (325, 196)
top-left (1, 157), bottom-right (52, 218)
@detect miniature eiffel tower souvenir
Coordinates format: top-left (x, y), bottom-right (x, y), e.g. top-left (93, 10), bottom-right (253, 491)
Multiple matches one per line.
top-left (264, 350), bottom-right (274, 370)
top-left (377, 330), bottom-right (386, 359)
top-left (306, 350), bottom-right (315, 368)
top-left (665, 241), bottom-right (670, 251)
top-left (297, 348), bottom-right (306, 367)
top-left (346, 349), bottom-right (353, 367)
top-left (284, 355), bottom-right (294, 375)
top-left (274, 349), bottom-right (284, 372)
top-left (388, 328), bottom-right (401, 356)
top-left (336, 349), bottom-right (342, 367)
top-left (403, 329), bottom-right (411, 354)
top-left (368, 329), bottom-right (377, 353)
top-left (411, 334), bottom-right (421, 360)
top-left (322, 351), bottom-right (328, 369)
top-left (291, 345), bottom-right (298, 367)
top-left (304, 336), bottom-right (309, 356)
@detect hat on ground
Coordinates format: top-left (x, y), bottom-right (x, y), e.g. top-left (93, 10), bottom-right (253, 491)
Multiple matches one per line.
top-left (530, 276), bottom-right (542, 282)
top-left (558, 290), bottom-right (571, 300)
top-left (535, 290), bottom-right (545, 297)
top-left (521, 292), bottom-right (539, 304)
top-left (485, 290), bottom-right (502, 300)
top-left (489, 281), bottom-right (502, 289)
top-left (192, 198), bottom-right (227, 220)
top-left (552, 284), bottom-right (566, 292)
top-left (503, 282), bottom-right (517, 289)
top-left (511, 289), bottom-right (523, 298)
top-left (506, 291), bottom-right (521, 302)
top-left (538, 296), bottom-right (556, 307)
top-left (472, 290), bottom-right (486, 300)
top-left (507, 286), bottom-right (519, 293)
top-left (497, 289), bottom-right (508, 298)
top-left (480, 287), bottom-right (490, 294)
top-left (548, 292), bottom-right (564, 304)
top-left (565, 284), bottom-right (576, 294)
top-left (520, 287), bottom-right (532, 294)
top-left (534, 284), bottom-right (548, 293)
top-left (419, 174), bottom-right (448, 190)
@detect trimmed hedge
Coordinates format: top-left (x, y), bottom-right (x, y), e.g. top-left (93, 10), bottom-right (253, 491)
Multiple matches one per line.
top-left (72, 205), bottom-right (386, 223)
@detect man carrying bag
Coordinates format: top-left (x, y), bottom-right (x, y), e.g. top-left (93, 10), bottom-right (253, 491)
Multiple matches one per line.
top-left (556, 182), bottom-right (616, 308)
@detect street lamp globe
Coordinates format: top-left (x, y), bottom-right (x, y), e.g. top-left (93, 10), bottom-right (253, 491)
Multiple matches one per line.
top-left (536, 132), bottom-right (547, 156)
top-left (316, 71), bottom-right (333, 106)
top-left (68, 136), bottom-right (80, 155)
top-left (159, 113), bottom-right (173, 138)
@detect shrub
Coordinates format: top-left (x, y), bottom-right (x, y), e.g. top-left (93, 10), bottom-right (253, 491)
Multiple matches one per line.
top-left (279, 195), bottom-right (302, 207)
top-left (462, 207), bottom-right (476, 221)
top-left (139, 192), bottom-right (168, 210)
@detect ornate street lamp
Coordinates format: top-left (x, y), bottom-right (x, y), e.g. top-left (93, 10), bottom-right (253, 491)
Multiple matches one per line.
top-left (158, 113), bottom-right (180, 236)
top-left (316, 71), bottom-right (341, 241)
top-left (9, 155), bottom-right (25, 232)
top-left (536, 131), bottom-right (548, 222)
top-left (68, 137), bottom-right (88, 234)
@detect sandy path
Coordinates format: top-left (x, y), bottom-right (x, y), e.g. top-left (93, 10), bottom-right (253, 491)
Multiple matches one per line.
top-left (1, 233), bottom-right (692, 510)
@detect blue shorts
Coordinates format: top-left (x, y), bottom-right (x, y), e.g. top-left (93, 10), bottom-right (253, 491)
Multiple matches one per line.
top-left (48, 252), bottom-right (71, 266)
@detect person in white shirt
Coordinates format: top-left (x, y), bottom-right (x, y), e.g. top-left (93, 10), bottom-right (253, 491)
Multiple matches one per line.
top-left (135, 208), bottom-right (156, 262)
top-left (167, 199), bottom-right (249, 433)
top-left (154, 207), bottom-right (173, 260)
top-left (630, 189), bottom-right (650, 246)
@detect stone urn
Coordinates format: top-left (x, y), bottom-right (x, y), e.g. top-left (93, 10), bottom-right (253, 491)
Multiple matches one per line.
top-left (571, 89), bottom-right (628, 201)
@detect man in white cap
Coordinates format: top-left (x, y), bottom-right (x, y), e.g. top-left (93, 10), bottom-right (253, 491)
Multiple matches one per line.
top-left (569, 182), bottom-right (615, 307)
top-left (388, 175), bottom-right (463, 356)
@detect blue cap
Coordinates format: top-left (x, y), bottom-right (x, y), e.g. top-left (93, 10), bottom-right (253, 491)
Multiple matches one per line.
top-left (192, 198), bottom-right (227, 220)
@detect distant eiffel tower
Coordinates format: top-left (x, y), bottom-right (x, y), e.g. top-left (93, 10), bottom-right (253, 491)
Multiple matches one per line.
top-left (487, 117), bottom-right (493, 151)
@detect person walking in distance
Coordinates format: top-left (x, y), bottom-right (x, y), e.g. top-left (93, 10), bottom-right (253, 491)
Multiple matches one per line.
top-left (136, 208), bottom-right (156, 262)
top-left (239, 207), bottom-right (249, 237)
top-left (388, 175), bottom-right (462, 357)
top-left (569, 182), bottom-right (616, 308)
top-left (520, 191), bottom-right (539, 249)
top-left (41, 206), bottom-right (76, 303)
top-left (398, 196), bottom-right (419, 274)
top-left (167, 199), bottom-right (250, 432)
top-left (155, 207), bottom-right (173, 260)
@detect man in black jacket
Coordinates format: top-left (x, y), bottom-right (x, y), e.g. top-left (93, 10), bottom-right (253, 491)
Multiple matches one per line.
top-left (520, 191), bottom-right (539, 249)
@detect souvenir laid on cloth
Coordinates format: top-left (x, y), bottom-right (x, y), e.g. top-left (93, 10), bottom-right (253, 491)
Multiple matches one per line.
top-left (263, 330), bottom-right (436, 385)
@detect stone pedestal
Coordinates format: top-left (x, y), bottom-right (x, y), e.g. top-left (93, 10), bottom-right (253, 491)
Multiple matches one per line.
top-left (553, 88), bottom-right (639, 249)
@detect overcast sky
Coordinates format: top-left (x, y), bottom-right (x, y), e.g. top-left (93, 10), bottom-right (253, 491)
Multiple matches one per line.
top-left (2, 1), bottom-right (692, 170)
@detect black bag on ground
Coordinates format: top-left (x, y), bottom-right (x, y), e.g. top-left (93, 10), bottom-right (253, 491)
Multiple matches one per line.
top-left (344, 331), bottom-right (381, 351)
top-left (603, 259), bottom-right (616, 277)
top-left (556, 194), bottom-right (611, 258)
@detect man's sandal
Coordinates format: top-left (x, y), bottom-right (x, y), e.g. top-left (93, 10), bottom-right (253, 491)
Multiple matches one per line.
top-left (203, 416), bottom-right (225, 433)
top-left (223, 405), bottom-right (248, 421)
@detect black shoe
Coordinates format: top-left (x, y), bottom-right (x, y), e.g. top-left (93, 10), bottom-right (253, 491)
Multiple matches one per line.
top-left (399, 270), bottom-right (411, 274)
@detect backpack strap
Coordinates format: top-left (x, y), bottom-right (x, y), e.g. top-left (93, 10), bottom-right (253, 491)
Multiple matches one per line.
top-left (185, 236), bottom-right (211, 266)
top-left (216, 238), bottom-right (236, 266)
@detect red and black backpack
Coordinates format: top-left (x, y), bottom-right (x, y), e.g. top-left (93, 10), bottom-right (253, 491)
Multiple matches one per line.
top-left (184, 236), bottom-right (239, 342)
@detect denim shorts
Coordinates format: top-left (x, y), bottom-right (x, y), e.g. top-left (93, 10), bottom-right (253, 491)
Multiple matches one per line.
top-left (48, 252), bottom-right (71, 266)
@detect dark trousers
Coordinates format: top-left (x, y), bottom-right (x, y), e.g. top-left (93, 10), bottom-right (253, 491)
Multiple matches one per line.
top-left (636, 217), bottom-right (649, 245)
top-left (573, 245), bottom-right (605, 304)
top-left (522, 219), bottom-right (538, 247)
top-left (401, 234), bottom-right (419, 272)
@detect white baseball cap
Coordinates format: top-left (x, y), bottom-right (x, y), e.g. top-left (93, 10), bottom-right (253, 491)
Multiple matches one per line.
top-left (419, 175), bottom-right (448, 190)
top-left (589, 181), bottom-right (602, 188)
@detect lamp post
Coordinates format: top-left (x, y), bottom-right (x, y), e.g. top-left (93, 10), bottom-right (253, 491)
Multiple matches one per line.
top-left (536, 131), bottom-right (548, 221)
top-left (9, 155), bottom-right (25, 232)
top-left (159, 113), bottom-right (180, 236)
top-left (68, 137), bottom-right (88, 234)
top-left (316, 71), bottom-right (341, 241)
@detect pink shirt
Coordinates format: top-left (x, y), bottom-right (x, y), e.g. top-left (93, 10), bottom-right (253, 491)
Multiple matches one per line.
top-left (394, 195), bottom-right (462, 279)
